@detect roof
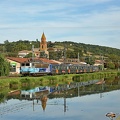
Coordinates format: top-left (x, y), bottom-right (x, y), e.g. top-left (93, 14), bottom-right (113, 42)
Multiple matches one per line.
top-left (41, 32), bottom-right (46, 40)
top-left (95, 60), bottom-right (104, 64)
top-left (18, 50), bottom-right (31, 53)
top-left (38, 58), bottom-right (61, 64)
top-left (7, 57), bottom-right (29, 63)
top-left (6, 57), bottom-right (60, 64)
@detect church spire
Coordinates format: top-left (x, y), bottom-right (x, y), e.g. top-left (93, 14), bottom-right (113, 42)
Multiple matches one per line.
top-left (41, 32), bottom-right (46, 41)
top-left (40, 32), bottom-right (47, 51)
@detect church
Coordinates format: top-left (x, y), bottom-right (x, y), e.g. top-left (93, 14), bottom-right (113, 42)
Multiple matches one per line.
top-left (18, 32), bottom-right (49, 58)
top-left (39, 32), bottom-right (49, 58)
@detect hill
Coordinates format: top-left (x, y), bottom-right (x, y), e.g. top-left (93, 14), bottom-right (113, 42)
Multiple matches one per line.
top-left (0, 40), bottom-right (120, 65)
top-left (51, 41), bottom-right (120, 61)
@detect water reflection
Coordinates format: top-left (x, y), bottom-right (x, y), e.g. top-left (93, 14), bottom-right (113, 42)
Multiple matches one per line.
top-left (0, 76), bottom-right (120, 120)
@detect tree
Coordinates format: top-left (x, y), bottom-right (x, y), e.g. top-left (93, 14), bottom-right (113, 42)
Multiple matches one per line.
top-left (0, 54), bottom-right (10, 76)
top-left (49, 51), bottom-right (57, 60)
top-left (85, 56), bottom-right (95, 65)
top-left (107, 62), bottom-right (115, 69)
top-left (24, 53), bottom-right (32, 58)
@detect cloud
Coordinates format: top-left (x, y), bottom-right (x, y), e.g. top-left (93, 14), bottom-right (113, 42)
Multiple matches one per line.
top-left (0, 0), bottom-right (120, 49)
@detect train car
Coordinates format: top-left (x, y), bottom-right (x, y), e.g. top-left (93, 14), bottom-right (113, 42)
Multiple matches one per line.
top-left (51, 64), bottom-right (99, 75)
top-left (50, 64), bottom-right (70, 75)
top-left (20, 62), bottom-right (52, 76)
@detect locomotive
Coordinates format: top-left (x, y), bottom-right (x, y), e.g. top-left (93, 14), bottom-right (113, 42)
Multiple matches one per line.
top-left (20, 62), bottom-right (99, 76)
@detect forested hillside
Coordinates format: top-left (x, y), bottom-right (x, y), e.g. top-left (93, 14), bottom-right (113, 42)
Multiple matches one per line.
top-left (0, 40), bottom-right (120, 64)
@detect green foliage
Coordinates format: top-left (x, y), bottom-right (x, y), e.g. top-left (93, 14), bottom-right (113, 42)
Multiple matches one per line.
top-left (107, 62), bottom-right (115, 69)
top-left (20, 78), bottom-right (30, 83)
top-left (24, 53), bottom-right (32, 58)
top-left (9, 81), bottom-right (19, 89)
top-left (49, 51), bottom-right (61, 60)
top-left (72, 75), bottom-right (81, 82)
top-left (84, 56), bottom-right (95, 65)
top-left (117, 72), bottom-right (120, 76)
top-left (0, 54), bottom-right (10, 76)
top-left (10, 81), bottom-right (18, 84)
top-left (0, 93), bottom-right (5, 103)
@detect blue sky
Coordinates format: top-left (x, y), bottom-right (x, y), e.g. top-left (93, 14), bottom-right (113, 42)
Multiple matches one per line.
top-left (0, 0), bottom-right (120, 49)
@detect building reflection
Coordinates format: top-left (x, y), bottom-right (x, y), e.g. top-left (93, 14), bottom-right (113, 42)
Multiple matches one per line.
top-left (40, 95), bottom-right (48, 111)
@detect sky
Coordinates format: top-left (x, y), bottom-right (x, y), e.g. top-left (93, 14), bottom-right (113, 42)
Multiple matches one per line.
top-left (0, 0), bottom-right (120, 49)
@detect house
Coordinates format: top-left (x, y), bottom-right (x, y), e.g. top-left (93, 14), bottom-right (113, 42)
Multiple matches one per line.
top-left (7, 57), bottom-right (29, 74)
top-left (18, 50), bottom-right (31, 58)
top-left (6, 57), bottom-right (61, 74)
top-left (94, 60), bottom-right (104, 66)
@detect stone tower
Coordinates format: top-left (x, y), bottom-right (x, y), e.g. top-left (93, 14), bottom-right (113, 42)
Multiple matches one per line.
top-left (39, 32), bottom-right (49, 58)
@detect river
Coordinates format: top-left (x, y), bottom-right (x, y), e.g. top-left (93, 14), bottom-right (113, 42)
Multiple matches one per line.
top-left (0, 76), bottom-right (120, 120)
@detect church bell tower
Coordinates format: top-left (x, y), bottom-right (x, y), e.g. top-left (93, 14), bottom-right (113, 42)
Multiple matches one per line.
top-left (39, 32), bottom-right (49, 58)
top-left (40, 32), bottom-right (47, 51)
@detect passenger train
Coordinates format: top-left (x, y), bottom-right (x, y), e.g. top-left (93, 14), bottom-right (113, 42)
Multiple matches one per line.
top-left (20, 62), bottom-right (99, 76)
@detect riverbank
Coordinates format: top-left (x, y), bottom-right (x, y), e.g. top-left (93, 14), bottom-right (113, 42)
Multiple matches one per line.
top-left (0, 71), bottom-right (120, 90)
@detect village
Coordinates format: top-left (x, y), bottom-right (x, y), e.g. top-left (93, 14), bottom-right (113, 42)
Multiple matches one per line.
top-left (6, 32), bottom-right (103, 75)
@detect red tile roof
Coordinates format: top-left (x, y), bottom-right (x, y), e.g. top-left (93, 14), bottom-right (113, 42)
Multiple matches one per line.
top-left (7, 57), bottom-right (29, 63)
top-left (6, 57), bottom-right (60, 64)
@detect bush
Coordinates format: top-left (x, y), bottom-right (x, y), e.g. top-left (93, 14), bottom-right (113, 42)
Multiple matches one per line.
top-left (20, 78), bottom-right (30, 83)
top-left (9, 81), bottom-right (19, 89)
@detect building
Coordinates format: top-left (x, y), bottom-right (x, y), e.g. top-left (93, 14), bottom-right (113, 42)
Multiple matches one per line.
top-left (18, 50), bottom-right (31, 58)
top-left (39, 32), bottom-right (49, 58)
top-left (18, 32), bottom-right (49, 58)
top-left (7, 57), bottom-right (29, 74)
top-left (59, 58), bottom-right (87, 65)
top-left (6, 57), bottom-right (61, 74)
top-left (94, 60), bottom-right (104, 66)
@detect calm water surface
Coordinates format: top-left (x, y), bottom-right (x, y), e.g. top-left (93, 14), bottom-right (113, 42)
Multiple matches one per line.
top-left (0, 78), bottom-right (120, 120)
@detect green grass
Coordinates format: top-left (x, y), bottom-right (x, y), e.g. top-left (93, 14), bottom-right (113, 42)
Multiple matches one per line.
top-left (0, 71), bottom-right (119, 89)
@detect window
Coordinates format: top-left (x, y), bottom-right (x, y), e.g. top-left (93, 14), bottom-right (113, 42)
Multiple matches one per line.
top-left (21, 63), bottom-right (25, 66)
top-left (26, 63), bottom-right (30, 66)
top-left (10, 65), bottom-right (16, 72)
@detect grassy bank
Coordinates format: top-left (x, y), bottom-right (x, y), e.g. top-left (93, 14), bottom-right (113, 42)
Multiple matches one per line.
top-left (0, 71), bottom-right (120, 90)
top-left (72, 71), bottom-right (119, 82)
top-left (0, 74), bottom-right (73, 90)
